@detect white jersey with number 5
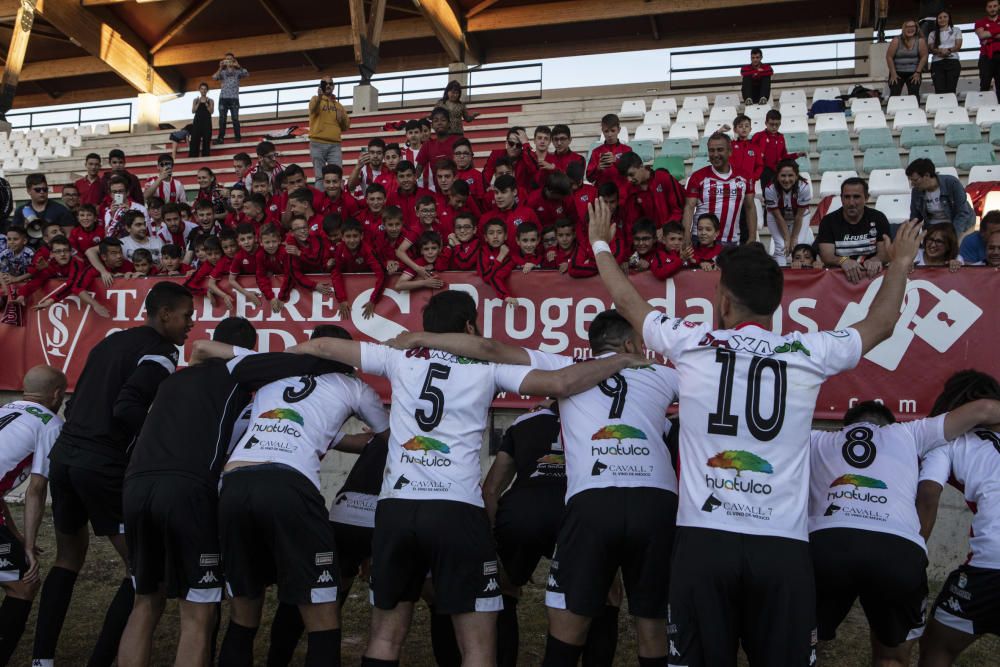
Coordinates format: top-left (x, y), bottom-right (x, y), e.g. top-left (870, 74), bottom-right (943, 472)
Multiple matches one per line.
top-left (919, 429), bottom-right (1000, 569)
top-left (527, 350), bottom-right (680, 500)
top-left (642, 311), bottom-right (862, 541)
top-left (360, 343), bottom-right (532, 507)
top-left (808, 416), bottom-right (947, 549)
top-left (228, 373), bottom-right (389, 491)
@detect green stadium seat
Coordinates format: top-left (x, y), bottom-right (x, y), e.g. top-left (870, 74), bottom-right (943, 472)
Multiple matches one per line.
top-left (795, 156), bottom-right (811, 175)
top-left (863, 147), bottom-right (902, 174)
top-left (691, 156), bottom-right (710, 172)
top-left (652, 156), bottom-right (686, 181)
top-left (899, 125), bottom-right (938, 148)
top-left (661, 138), bottom-right (692, 158)
top-left (696, 136), bottom-right (709, 156)
top-left (955, 143), bottom-right (998, 170)
top-left (858, 128), bottom-right (894, 150)
top-left (944, 123), bottom-right (981, 148)
top-left (784, 131), bottom-right (809, 154)
top-left (907, 145), bottom-right (949, 168)
top-left (989, 123), bottom-right (1000, 146)
top-left (629, 140), bottom-right (655, 163)
top-left (817, 130), bottom-right (851, 151)
top-left (818, 149), bottom-right (854, 173)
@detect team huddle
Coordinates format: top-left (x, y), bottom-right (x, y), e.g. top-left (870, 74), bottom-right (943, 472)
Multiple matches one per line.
top-left (0, 201), bottom-right (996, 667)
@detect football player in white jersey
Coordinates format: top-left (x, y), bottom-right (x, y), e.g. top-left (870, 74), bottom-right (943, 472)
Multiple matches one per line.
top-left (809, 397), bottom-right (1000, 667)
top-left (287, 290), bottom-right (647, 667)
top-left (388, 308), bottom-right (681, 666)
top-left (587, 197), bottom-right (924, 666)
top-left (0, 366), bottom-right (66, 664)
top-left (916, 371), bottom-right (1000, 667)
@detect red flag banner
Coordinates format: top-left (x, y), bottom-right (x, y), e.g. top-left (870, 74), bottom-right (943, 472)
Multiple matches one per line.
top-left (5, 268), bottom-right (998, 418)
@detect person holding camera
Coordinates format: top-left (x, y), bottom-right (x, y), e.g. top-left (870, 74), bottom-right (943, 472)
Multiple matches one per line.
top-left (212, 52), bottom-right (248, 145)
top-left (143, 153), bottom-right (188, 205)
top-left (308, 78), bottom-right (351, 183)
top-left (189, 82), bottom-right (215, 157)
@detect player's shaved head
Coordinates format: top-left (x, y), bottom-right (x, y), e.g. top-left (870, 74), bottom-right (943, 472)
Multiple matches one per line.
top-left (22, 365), bottom-right (67, 411)
top-left (588, 310), bottom-right (639, 355)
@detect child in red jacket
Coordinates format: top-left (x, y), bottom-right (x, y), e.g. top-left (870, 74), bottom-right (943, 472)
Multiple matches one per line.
top-left (448, 212), bottom-right (482, 270)
top-left (478, 218), bottom-right (515, 306)
top-left (751, 109), bottom-right (801, 186)
top-left (741, 47), bottom-right (773, 105)
top-left (683, 213), bottom-right (724, 270)
top-left (395, 231), bottom-right (450, 292)
top-left (628, 219), bottom-right (683, 280)
top-left (327, 218), bottom-right (386, 319)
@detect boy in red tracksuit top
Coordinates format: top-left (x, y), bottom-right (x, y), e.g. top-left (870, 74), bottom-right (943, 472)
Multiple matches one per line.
top-left (386, 161), bottom-right (431, 230)
top-left (682, 213), bottom-right (724, 270)
top-left (526, 172), bottom-right (577, 228)
top-left (17, 236), bottom-right (81, 304)
top-left (327, 218), bottom-right (386, 320)
top-left (726, 114), bottom-right (764, 188)
top-left (617, 152), bottom-right (685, 229)
top-left (395, 231), bottom-right (451, 293)
top-left (396, 196), bottom-right (451, 278)
top-left (373, 207), bottom-right (407, 276)
top-left (284, 214), bottom-right (329, 273)
top-left (226, 223), bottom-right (262, 307)
top-left (478, 218), bottom-right (515, 306)
top-left (751, 109), bottom-right (801, 185)
top-left (484, 174), bottom-right (540, 250)
top-left (68, 205), bottom-right (106, 256)
top-left (586, 113), bottom-right (630, 188)
top-left (184, 236), bottom-right (227, 298)
top-left (416, 108), bottom-right (460, 191)
top-left (448, 212), bottom-right (481, 270)
top-left (452, 138), bottom-right (486, 208)
top-left (65, 238), bottom-right (133, 318)
top-left (255, 225), bottom-right (300, 314)
top-left (357, 183), bottom-right (387, 242)
top-left (576, 182), bottom-right (631, 247)
top-left (628, 219), bottom-right (683, 280)
top-left (319, 164), bottom-right (361, 220)
top-left (567, 234), bottom-right (629, 278)
top-left (510, 222), bottom-right (548, 272)
top-left (548, 219), bottom-right (577, 274)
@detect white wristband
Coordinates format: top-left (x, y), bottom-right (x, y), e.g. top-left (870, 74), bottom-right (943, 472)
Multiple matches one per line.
top-left (591, 241), bottom-right (612, 257)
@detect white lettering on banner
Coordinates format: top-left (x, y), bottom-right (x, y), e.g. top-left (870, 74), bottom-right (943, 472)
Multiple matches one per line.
top-left (106, 289), bottom-right (139, 321)
top-left (574, 298), bottom-right (607, 340)
top-left (354, 289), bottom-right (410, 341)
top-left (256, 329), bottom-right (299, 352)
top-left (540, 298), bottom-right (572, 351)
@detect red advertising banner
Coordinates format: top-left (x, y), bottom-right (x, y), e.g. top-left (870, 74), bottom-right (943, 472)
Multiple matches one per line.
top-left (4, 269), bottom-right (998, 418)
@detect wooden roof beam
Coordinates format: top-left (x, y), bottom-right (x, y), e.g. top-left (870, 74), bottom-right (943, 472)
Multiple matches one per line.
top-left (256, 0), bottom-right (296, 39)
top-left (0, 0), bottom-right (37, 114)
top-left (412, 0), bottom-right (479, 64)
top-left (150, 0), bottom-right (216, 55)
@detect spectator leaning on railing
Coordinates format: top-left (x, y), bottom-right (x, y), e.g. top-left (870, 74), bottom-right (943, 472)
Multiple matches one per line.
top-left (817, 177), bottom-right (891, 284)
top-left (308, 78), bottom-right (351, 182)
top-left (905, 158), bottom-right (974, 236)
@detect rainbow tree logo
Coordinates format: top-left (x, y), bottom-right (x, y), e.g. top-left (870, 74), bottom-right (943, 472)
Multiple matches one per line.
top-left (707, 450), bottom-right (774, 476)
top-left (402, 436), bottom-right (451, 453)
top-left (591, 425), bottom-right (648, 444)
top-left (536, 454), bottom-right (565, 465)
top-left (258, 408), bottom-right (304, 425)
top-left (830, 474), bottom-right (887, 489)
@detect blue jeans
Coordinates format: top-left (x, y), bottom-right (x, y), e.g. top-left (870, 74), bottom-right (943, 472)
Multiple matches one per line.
top-left (218, 97), bottom-right (240, 140)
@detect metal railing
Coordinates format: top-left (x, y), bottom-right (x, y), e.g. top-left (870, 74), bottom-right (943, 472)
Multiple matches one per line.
top-left (235, 62), bottom-right (544, 118)
top-left (6, 101), bottom-right (132, 131)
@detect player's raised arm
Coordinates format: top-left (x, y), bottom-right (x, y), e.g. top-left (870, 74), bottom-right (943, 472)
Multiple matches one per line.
top-left (288, 336), bottom-right (364, 369)
top-left (851, 219), bottom-right (923, 355)
top-left (387, 331), bottom-right (532, 365)
top-left (518, 353), bottom-right (647, 398)
top-left (588, 199), bottom-right (654, 333)
top-left (942, 399), bottom-right (1000, 441)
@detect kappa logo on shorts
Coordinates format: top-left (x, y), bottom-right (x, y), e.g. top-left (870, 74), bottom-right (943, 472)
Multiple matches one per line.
top-left (317, 570), bottom-right (334, 584)
top-left (483, 578), bottom-right (499, 593)
top-left (198, 571), bottom-right (218, 584)
top-left (0, 543), bottom-right (11, 555)
top-left (315, 552), bottom-right (334, 566)
top-left (669, 640), bottom-right (681, 657)
top-left (483, 561), bottom-right (498, 576)
top-left (945, 597), bottom-right (962, 612)
top-left (0, 558), bottom-right (12, 568)
top-left (199, 553), bottom-right (220, 567)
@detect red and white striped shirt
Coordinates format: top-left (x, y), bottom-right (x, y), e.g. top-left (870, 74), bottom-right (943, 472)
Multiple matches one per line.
top-left (685, 166), bottom-right (749, 244)
top-left (143, 177), bottom-right (188, 204)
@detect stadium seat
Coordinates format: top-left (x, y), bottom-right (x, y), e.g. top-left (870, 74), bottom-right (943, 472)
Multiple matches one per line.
top-left (967, 164), bottom-right (1000, 184)
top-left (814, 113), bottom-right (848, 133)
top-left (714, 93), bottom-right (741, 108)
top-left (58, 126), bottom-right (76, 139)
top-left (886, 95), bottom-right (919, 118)
top-left (25, 129), bottom-right (40, 140)
top-left (675, 109), bottom-right (705, 129)
top-left (858, 127), bottom-right (894, 150)
top-left (691, 156), bottom-right (710, 172)
top-left (784, 131), bottom-right (809, 154)
top-left (933, 107), bottom-right (971, 129)
top-left (779, 89), bottom-right (807, 106)
top-left (893, 109), bottom-right (928, 130)
top-left (682, 96), bottom-right (710, 113)
top-left (899, 124), bottom-right (938, 148)
top-left (817, 130), bottom-right (851, 151)
top-left (925, 93), bottom-right (959, 116)
top-left (795, 156), bottom-right (811, 175)
top-left (852, 111), bottom-right (887, 136)
top-left (629, 139), bottom-right (656, 162)
top-left (660, 138), bottom-right (692, 158)
top-left (35, 146), bottom-right (53, 159)
top-left (907, 144), bottom-right (948, 168)
top-left (937, 166), bottom-right (959, 178)
top-left (703, 120), bottom-right (732, 137)
top-left (643, 110), bottom-right (672, 128)
top-left (850, 97), bottom-right (882, 114)
top-left (976, 105), bottom-right (1000, 128)
top-left (632, 125), bottom-right (664, 145)
top-left (619, 126), bottom-right (630, 143)
top-left (990, 123), bottom-right (1000, 146)
top-left (695, 136), bottom-right (708, 156)
top-left (619, 100), bottom-right (646, 120)
top-left (818, 149), bottom-right (854, 173)
top-left (875, 194), bottom-right (911, 225)
top-left (944, 123), bottom-right (981, 147)
top-left (955, 143), bottom-right (997, 170)
top-left (708, 105), bottom-right (738, 125)
top-left (94, 123), bottom-right (110, 136)
top-left (78, 125), bottom-right (94, 137)
top-left (41, 128), bottom-right (59, 140)
top-left (745, 104), bottom-right (770, 122)
top-left (965, 91), bottom-right (996, 113)
top-left (868, 169), bottom-right (909, 196)
top-left (812, 86), bottom-right (841, 101)
top-left (21, 155), bottom-right (38, 170)
top-left (652, 156), bottom-right (686, 181)
top-left (8, 130), bottom-right (23, 141)
top-left (2, 158), bottom-right (19, 172)
top-left (54, 145), bottom-right (72, 158)
top-left (66, 134), bottom-right (82, 148)
top-left (650, 98), bottom-right (677, 115)
top-left (825, 195), bottom-right (844, 214)
top-left (781, 116), bottom-right (809, 134)
top-left (862, 148), bottom-right (901, 174)
top-left (819, 170), bottom-right (857, 197)
top-left (668, 123), bottom-right (700, 142)
top-left (781, 101), bottom-right (807, 117)
top-left (750, 118), bottom-right (765, 135)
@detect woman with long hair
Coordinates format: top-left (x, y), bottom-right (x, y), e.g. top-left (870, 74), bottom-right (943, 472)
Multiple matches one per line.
top-left (915, 222), bottom-right (962, 271)
top-left (763, 158), bottom-right (814, 265)
top-left (189, 82), bottom-right (215, 157)
top-left (928, 10), bottom-right (963, 94)
top-left (195, 167), bottom-right (227, 222)
top-left (437, 80), bottom-right (479, 135)
top-left (886, 19), bottom-right (929, 96)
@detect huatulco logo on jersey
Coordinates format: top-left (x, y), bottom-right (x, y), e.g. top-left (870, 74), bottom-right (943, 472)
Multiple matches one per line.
top-left (590, 424), bottom-right (650, 456)
top-left (704, 450), bottom-right (774, 495)
top-left (400, 435), bottom-right (453, 467)
top-left (826, 474), bottom-right (889, 504)
top-left (252, 408), bottom-right (304, 437)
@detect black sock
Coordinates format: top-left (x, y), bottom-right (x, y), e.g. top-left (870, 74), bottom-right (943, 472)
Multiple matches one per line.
top-left (305, 628), bottom-right (341, 667)
top-left (267, 602), bottom-right (305, 666)
top-left (429, 605), bottom-right (461, 667)
top-left (360, 658), bottom-right (399, 667)
top-left (32, 566), bottom-right (78, 660)
top-left (87, 577), bottom-right (134, 667)
top-left (582, 604), bottom-right (620, 666)
top-left (0, 596), bottom-right (32, 664)
top-left (219, 621), bottom-right (258, 667)
top-left (637, 657), bottom-right (668, 667)
top-left (497, 595), bottom-right (519, 667)
top-left (543, 633), bottom-right (584, 667)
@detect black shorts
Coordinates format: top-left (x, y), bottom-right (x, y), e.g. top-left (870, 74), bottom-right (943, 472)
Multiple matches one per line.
top-left (545, 487), bottom-right (676, 619)
top-left (49, 460), bottom-right (124, 537)
top-left (370, 498), bottom-right (501, 616)
top-left (811, 528), bottom-right (928, 646)
top-left (931, 564), bottom-right (1000, 637)
top-left (123, 474), bottom-right (223, 602)
top-left (668, 526), bottom-right (817, 667)
top-left (219, 465), bottom-right (339, 606)
top-left (0, 524), bottom-right (28, 584)
top-left (494, 486), bottom-right (564, 586)
top-left (331, 522), bottom-right (373, 582)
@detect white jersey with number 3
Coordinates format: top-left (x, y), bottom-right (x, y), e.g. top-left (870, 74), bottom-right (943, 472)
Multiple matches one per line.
top-left (808, 416), bottom-right (947, 549)
top-left (642, 311), bottom-right (863, 541)
top-left (527, 350), bottom-right (680, 500)
top-left (360, 343), bottom-right (532, 507)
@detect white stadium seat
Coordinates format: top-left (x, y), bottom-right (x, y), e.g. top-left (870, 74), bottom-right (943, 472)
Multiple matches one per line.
top-left (650, 98), bottom-right (677, 115)
top-left (781, 116), bottom-right (809, 133)
top-left (744, 104), bottom-right (770, 121)
top-left (643, 110), bottom-right (671, 128)
top-left (714, 93), bottom-right (741, 108)
top-left (967, 164), bottom-right (1000, 184)
top-left (812, 86), bottom-right (842, 101)
top-left (936, 166), bottom-right (959, 179)
top-left (819, 170), bottom-right (858, 197)
top-left (668, 123), bottom-right (700, 142)
top-left (850, 97), bottom-right (882, 113)
top-left (708, 105), bottom-right (738, 124)
top-left (886, 95), bottom-right (919, 118)
top-left (632, 124), bottom-right (664, 145)
top-left (682, 96), bottom-right (710, 113)
top-left (779, 89), bottom-right (807, 106)
top-left (25, 129), bottom-right (40, 140)
top-left (976, 105), bottom-right (1000, 128)
top-left (66, 134), bottom-right (82, 148)
top-left (814, 113), bottom-right (848, 133)
top-left (933, 107), bottom-right (970, 129)
top-left (965, 92), bottom-right (996, 113)
top-left (781, 101), bottom-right (807, 117)
top-left (925, 93), bottom-right (959, 116)
top-left (78, 125), bottom-right (94, 137)
top-left (868, 169), bottom-right (910, 197)
top-left (675, 108), bottom-right (705, 129)
top-left (54, 145), bottom-right (72, 158)
top-left (41, 128), bottom-right (59, 139)
top-left (875, 194), bottom-right (911, 225)
top-left (893, 108), bottom-right (928, 130)
top-left (2, 159), bottom-right (19, 172)
top-left (20, 155), bottom-right (38, 170)
top-left (34, 146), bottom-right (53, 159)
top-left (852, 111), bottom-right (887, 135)
top-left (619, 99), bottom-right (646, 120)
top-left (94, 123), bottom-right (110, 136)
top-left (58, 126), bottom-right (77, 138)
top-left (703, 121), bottom-right (734, 138)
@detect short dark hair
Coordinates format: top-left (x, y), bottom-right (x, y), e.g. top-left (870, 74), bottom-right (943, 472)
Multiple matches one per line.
top-left (367, 137), bottom-right (386, 150)
top-left (125, 210), bottom-right (146, 227)
top-left (131, 248), bottom-right (153, 265)
top-left (451, 179), bottom-right (470, 197)
top-left (365, 183), bottom-right (386, 197)
top-left (283, 164), bottom-right (304, 179)
top-left (384, 143), bottom-right (401, 156)
top-left (697, 213), bottom-right (720, 231)
top-left (430, 106), bottom-right (450, 121)
top-left (5, 226), bottom-right (27, 239)
top-left (716, 243), bottom-right (783, 316)
top-left (85, 152), bottom-right (101, 163)
top-left (452, 138), bottom-right (472, 152)
top-left (404, 119), bottom-right (421, 132)
top-left (483, 217), bottom-right (506, 234)
top-left (79, 203), bottom-right (97, 216)
top-left (417, 195), bottom-right (437, 209)
top-left (25, 173), bottom-right (47, 189)
top-left (597, 181), bottom-right (619, 199)
top-left (108, 149), bottom-right (125, 160)
top-left (544, 172), bottom-right (572, 198)
top-left (147, 196), bottom-right (165, 209)
top-left (588, 310), bottom-right (634, 355)
top-left (323, 214), bottom-right (343, 234)
top-left (341, 218), bottom-right (364, 235)
top-left (256, 141), bottom-right (276, 156)
top-left (617, 151), bottom-right (644, 176)
top-left (434, 159), bottom-right (456, 174)
top-left (841, 177), bottom-right (869, 196)
top-left (98, 237), bottom-right (123, 256)
top-left (566, 161), bottom-right (585, 184)
top-left (707, 132), bottom-right (732, 147)
top-left (632, 218), bottom-right (657, 237)
top-left (311, 324), bottom-right (352, 340)
top-left (733, 114), bottom-right (751, 126)
top-left (534, 125), bottom-right (552, 137)
top-left (551, 124), bottom-right (571, 138)
top-left (493, 174), bottom-right (517, 193)
top-left (750, 47), bottom-right (763, 56)
top-left (235, 223), bottom-right (256, 237)
top-left (396, 160), bottom-right (415, 175)
top-left (321, 164), bottom-right (343, 177)
top-left (233, 152), bottom-right (252, 167)
top-left (49, 235), bottom-right (71, 249)
top-left (259, 224), bottom-right (281, 239)
top-left (662, 221), bottom-right (685, 236)
top-left (288, 188), bottom-right (314, 206)
top-left (382, 206), bottom-right (403, 221)
top-left (792, 243), bottom-right (815, 259)
top-left (144, 281), bottom-right (192, 319)
top-left (843, 400), bottom-right (896, 426)
top-left (203, 237), bottom-right (223, 253)
top-left (161, 243), bottom-right (182, 259)
top-left (422, 290), bottom-right (478, 334)
top-left (417, 231), bottom-right (443, 248)
top-left (213, 317), bottom-right (257, 349)
top-left (765, 109), bottom-right (782, 122)
top-left (930, 370), bottom-right (1000, 416)
top-left (516, 222), bottom-right (540, 238)
top-left (600, 114), bottom-right (620, 128)
top-left (195, 199), bottom-right (215, 212)
top-left (157, 153), bottom-right (173, 166)
top-left (905, 158), bottom-right (936, 178)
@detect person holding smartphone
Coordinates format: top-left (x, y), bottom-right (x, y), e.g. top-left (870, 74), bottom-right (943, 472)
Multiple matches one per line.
top-left (189, 82), bottom-right (215, 157)
top-left (143, 153), bottom-right (188, 205)
top-left (212, 52), bottom-right (248, 145)
top-left (308, 78), bottom-right (351, 183)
